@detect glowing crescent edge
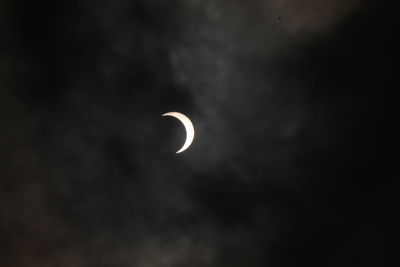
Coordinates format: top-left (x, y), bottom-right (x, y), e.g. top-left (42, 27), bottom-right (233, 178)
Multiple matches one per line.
top-left (162, 112), bottom-right (195, 153)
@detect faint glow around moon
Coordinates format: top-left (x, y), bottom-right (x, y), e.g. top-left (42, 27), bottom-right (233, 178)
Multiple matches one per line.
top-left (162, 112), bottom-right (195, 153)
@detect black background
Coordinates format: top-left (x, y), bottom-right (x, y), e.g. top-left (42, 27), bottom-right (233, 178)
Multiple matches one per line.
top-left (1, 0), bottom-right (398, 266)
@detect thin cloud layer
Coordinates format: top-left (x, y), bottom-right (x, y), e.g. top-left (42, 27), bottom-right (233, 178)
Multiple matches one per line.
top-left (1, 0), bottom-right (396, 266)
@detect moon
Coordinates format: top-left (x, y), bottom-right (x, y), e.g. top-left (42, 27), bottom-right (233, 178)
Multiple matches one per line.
top-left (162, 112), bottom-right (195, 154)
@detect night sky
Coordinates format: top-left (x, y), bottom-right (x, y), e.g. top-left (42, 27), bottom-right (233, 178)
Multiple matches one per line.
top-left (1, 0), bottom-right (398, 266)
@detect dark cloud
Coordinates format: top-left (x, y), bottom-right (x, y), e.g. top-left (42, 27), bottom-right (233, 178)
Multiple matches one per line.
top-left (1, 0), bottom-right (398, 266)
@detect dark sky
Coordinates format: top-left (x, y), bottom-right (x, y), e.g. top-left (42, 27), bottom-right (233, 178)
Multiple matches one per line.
top-left (0, 0), bottom-right (398, 266)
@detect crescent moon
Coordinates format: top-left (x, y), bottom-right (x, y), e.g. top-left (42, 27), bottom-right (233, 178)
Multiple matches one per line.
top-left (162, 112), bottom-right (195, 153)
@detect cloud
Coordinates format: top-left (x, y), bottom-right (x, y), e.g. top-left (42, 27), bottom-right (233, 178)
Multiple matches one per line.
top-left (265, 0), bottom-right (361, 34)
top-left (1, 0), bottom-right (393, 266)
